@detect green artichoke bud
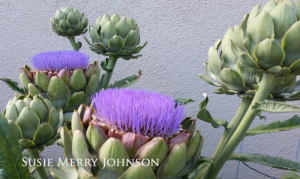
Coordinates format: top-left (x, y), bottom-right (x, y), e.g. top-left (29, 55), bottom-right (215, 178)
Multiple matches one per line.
top-left (19, 51), bottom-right (100, 112)
top-left (199, 0), bottom-right (300, 100)
top-left (3, 94), bottom-right (63, 149)
top-left (50, 6), bottom-right (88, 37)
top-left (85, 13), bottom-right (147, 60)
top-left (51, 89), bottom-right (203, 179)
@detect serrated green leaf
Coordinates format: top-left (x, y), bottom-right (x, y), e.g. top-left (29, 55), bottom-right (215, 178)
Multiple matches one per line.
top-left (253, 101), bottom-right (300, 113)
top-left (108, 71), bottom-right (142, 89)
top-left (229, 153), bottom-right (300, 172)
top-left (0, 115), bottom-right (30, 179)
top-left (197, 95), bottom-right (228, 128)
top-left (0, 78), bottom-right (25, 95)
top-left (175, 98), bottom-right (194, 108)
top-left (246, 115), bottom-right (300, 136)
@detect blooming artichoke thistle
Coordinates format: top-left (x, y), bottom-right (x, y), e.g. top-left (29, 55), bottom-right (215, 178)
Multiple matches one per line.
top-left (19, 50), bottom-right (100, 112)
top-left (4, 94), bottom-right (63, 149)
top-left (85, 13), bottom-right (147, 60)
top-left (51, 89), bottom-right (203, 179)
top-left (50, 6), bottom-right (88, 37)
top-left (199, 0), bottom-right (300, 100)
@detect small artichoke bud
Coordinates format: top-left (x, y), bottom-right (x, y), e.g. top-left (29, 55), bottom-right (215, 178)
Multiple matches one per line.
top-left (50, 6), bottom-right (88, 37)
top-left (86, 13), bottom-right (147, 60)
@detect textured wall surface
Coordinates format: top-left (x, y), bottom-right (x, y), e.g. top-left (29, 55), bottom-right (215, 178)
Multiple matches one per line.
top-left (1, 0), bottom-right (299, 178)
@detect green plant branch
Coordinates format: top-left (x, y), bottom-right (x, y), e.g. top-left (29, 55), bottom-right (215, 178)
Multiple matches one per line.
top-left (27, 148), bottom-right (48, 179)
top-left (203, 73), bottom-right (278, 179)
top-left (68, 36), bottom-right (78, 51)
top-left (213, 97), bottom-right (252, 158)
top-left (102, 55), bottom-right (118, 89)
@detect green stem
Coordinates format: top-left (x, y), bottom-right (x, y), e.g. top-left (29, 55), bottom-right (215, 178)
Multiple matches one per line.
top-left (102, 55), bottom-right (118, 89)
top-left (27, 148), bottom-right (48, 179)
top-left (204, 73), bottom-right (278, 179)
top-left (213, 97), bottom-right (253, 158)
top-left (68, 36), bottom-right (78, 51)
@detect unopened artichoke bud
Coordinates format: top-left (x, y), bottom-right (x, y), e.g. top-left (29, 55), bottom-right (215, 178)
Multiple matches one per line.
top-left (4, 94), bottom-right (63, 149)
top-left (50, 6), bottom-right (88, 37)
top-left (199, 0), bottom-right (300, 100)
top-left (19, 51), bottom-right (101, 112)
top-left (85, 13), bottom-right (147, 60)
top-left (51, 89), bottom-right (204, 179)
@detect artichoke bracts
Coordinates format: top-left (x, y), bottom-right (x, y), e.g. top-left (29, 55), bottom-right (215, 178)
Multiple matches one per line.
top-left (50, 6), bottom-right (88, 37)
top-left (51, 89), bottom-right (203, 179)
top-left (199, 0), bottom-right (300, 100)
top-left (3, 94), bottom-right (63, 149)
top-left (85, 13), bottom-right (147, 60)
top-left (19, 51), bottom-right (100, 112)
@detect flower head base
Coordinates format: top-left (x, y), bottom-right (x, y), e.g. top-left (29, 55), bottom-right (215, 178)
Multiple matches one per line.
top-left (93, 88), bottom-right (185, 137)
top-left (31, 50), bottom-right (89, 72)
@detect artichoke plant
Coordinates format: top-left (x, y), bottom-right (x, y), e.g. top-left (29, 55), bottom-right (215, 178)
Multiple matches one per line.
top-left (199, 1), bottom-right (300, 178)
top-left (4, 94), bottom-right (63, 149)
top-left (85, 13), bottom-right (147, 60)
top-left (19, 50), bottom-right (100, 114)
top-left (199, 0), bottom-right (300, 100)
top-left (51, 88), bottom-right (203, 179)
top-left (50, 6), bottom-right (88, 37)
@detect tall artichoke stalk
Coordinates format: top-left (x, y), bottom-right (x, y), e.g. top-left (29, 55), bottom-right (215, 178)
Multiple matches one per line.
top-left (50, 6), bottom-right (88, 50)
top-left (200, 0), bottom-right (300, 178)
top-left (85, 13), bottom-right (147, 89)
top-left (51, 88), bottom-right (203, 179)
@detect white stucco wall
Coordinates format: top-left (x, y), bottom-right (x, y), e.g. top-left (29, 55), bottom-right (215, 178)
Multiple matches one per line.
top-left (1, 0), bottom-right (299, 178)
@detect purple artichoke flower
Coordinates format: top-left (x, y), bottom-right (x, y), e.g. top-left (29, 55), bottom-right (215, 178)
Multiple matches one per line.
top-left (93, 88), bottom-right (186, 138)
top-left (19, 50), bottom-right (100, 111)
top-left (31, 50), bottom-right (89, 72)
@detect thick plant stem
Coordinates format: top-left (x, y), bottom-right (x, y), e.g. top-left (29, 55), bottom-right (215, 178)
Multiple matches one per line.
top-left (213, 97), bottom-right (253, 158)
top-left (102, 55), bottom-right (118, 89)
top-left (27, 148), bottom-right (48, 179)
top-left (68, 36), bottom-right (78, 51)
top-left (204, 73), bottom-right (278, 179)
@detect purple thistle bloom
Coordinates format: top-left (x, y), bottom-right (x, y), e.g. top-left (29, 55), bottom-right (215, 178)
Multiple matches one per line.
top-left (93, 88), bottom-right (186, 138)
top-left (31, 50), bottom-right (89, 72)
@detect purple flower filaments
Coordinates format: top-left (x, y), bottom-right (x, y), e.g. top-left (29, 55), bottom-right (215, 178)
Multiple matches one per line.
top-left (31, 50), bottom-right (89, 72)
top-left (93, 88), bottom-right (186, 138)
